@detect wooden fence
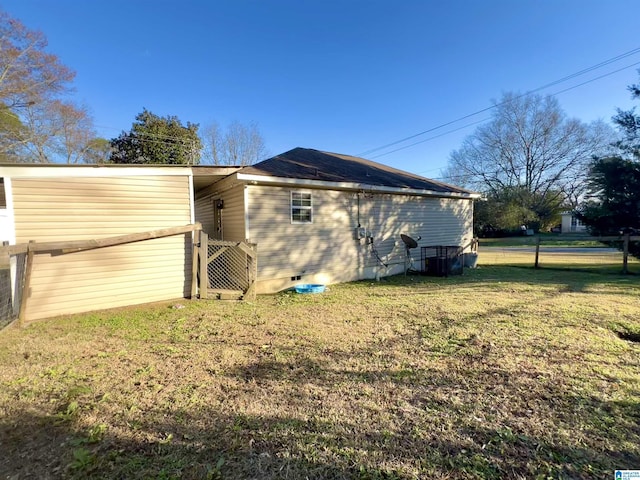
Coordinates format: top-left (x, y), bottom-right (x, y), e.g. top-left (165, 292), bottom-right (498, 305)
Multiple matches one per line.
top-left (533, 233), bottom-right (640, 273)
top-left (0, 224), bottom-right (202, 327)
top-left (1, 223), bottom-right (259, 327)
top-left (192, 231), bottom-right (257, 301)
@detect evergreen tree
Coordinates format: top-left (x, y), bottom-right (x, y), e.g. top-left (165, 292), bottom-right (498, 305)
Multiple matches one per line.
top-left (110, 109), bottom-right (201, 165)
top-left (578, 71), bottom-right (640, 258)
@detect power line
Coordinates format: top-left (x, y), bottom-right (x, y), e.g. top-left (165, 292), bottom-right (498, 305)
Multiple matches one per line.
top-left (90, 48), bottom-right (640, 159)
top-left (369, 117), bottom-right (489, 159)
top-left (371, 59), bottom-right (640, 162)
top-left (357, 46), bottom-right (640, 158)
top-left (549, 60), bottom-right (640, 97)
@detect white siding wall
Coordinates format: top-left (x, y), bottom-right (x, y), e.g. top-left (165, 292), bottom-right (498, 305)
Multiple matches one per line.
top-left (195, 196), bottom-right (215, 237)
top-left (194, 184), bottom-right (245, 241)
top-left (12, 175), bottom-right (192, 320)
top-left (246, 185), bottom-right (474, 292)
top-left (220, 185), bottom-right (246, 241)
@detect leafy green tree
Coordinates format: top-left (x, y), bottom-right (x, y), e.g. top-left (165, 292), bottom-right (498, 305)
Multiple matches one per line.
top-left (474, 186), bottom-right (564, 236)
top-left (578, 71), bottom-right (640, 258)
top-left (82, 137), bottom-right (111, 164)
top-left (110, 109), bottom-right (201, 164)
top-left (611, 73), bottom-right (640, 161)
top-left (579, 158), bottom-right (640, 235)
top-left (0, 106), bottom-right (26, 162)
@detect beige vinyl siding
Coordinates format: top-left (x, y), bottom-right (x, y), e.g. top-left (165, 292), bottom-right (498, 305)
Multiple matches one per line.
top-left (365, 194), bottom-right (474, 268)
top-left (247, 186), bottom-right (357, 279)
top-left (246, 185), bottom-right (473, 283)
top-left (195, 183), bottom-right (246, 241)
top-left (219, 185), bottom-right (246, 241)
top-left (195, 196), bottom-right (215, 236)
top-left (12, 175), bottom-right (192, 320)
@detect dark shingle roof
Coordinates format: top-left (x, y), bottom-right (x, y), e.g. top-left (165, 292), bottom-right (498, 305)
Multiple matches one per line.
top-left (241, 147), bottom-right (473, 195)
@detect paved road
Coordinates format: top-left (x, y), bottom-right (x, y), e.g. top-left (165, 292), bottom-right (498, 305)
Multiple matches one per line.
top-left (482, 246), bottom-right (619, 254)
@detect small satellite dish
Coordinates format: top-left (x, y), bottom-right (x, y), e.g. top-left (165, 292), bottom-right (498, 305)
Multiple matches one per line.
top-left (400, 234), bottom-right (418, 249)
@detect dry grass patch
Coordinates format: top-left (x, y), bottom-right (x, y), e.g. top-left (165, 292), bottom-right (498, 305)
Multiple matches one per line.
top-left (1, 264), bottom-right (639, 479)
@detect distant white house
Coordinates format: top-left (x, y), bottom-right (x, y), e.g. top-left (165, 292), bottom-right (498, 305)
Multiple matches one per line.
top-left (560, 212), bottom-right (587, 233)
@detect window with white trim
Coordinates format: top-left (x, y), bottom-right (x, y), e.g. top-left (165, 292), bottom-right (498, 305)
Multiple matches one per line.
top-left (291, 191), bottom-right (312, 223)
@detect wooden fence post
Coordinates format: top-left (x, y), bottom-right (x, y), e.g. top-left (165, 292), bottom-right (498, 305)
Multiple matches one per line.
top-left (534, 236), bottom-right (541, 269)
top-left (18, 240), bottom-right (36, 326)
top-left (245, 243), bottom-right (258, 301)
top-left (190, 229), bottom-right (201, 299)
top-left (199, 231), bottom-right (209, 299)
top-left (623, 232), bottom-right (630, 275)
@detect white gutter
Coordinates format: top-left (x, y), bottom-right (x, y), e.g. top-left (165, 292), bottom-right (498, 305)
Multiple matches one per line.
top-left (235, 173), bottom-right (481, 199)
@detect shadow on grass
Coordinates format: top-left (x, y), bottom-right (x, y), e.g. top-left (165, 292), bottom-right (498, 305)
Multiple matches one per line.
top-left (3, 351), bottom-right (639, 480)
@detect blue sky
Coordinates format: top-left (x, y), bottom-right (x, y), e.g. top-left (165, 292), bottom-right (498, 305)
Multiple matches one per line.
top-left (3, 0), bottom-right (640, 177)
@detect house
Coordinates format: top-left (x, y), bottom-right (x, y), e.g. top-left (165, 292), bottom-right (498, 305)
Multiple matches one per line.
top-left (560, 212), bottom-right (587, 233)
top-left (1, 148), bottom-right (478, 321)
top-left (194, 148), bottom-right (480, 293)
top-left (0, 163), bottom-right (237, 321)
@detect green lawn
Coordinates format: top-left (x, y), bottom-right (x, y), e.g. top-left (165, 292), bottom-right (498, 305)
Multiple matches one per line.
top-left (1, 262), bottom-right (639, 479)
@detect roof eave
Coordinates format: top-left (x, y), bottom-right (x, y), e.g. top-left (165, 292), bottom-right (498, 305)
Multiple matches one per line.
top-left (0, 164), bottom-right (195, 178)
top-left (236, 173), bottom-right (480, 199)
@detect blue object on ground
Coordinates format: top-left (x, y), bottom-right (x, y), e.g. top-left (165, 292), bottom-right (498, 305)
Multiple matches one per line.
top-left (294, 284), bottom-right (326, 294)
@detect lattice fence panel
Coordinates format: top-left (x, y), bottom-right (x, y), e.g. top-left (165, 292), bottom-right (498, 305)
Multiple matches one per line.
top-left (207, 243), bottom-right (251, 292)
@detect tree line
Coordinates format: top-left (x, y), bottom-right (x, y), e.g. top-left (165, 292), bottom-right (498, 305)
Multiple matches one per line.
top-left (3, 7), bottom-right (639, 242)
top-left (443, 77), bottom-right (640, 240)
top-left (0, 9), bottom-right (266, 166)
top-left (577, 74), bottom-right (640, 252)
top-left (443, 93), bottom-right (615, 234)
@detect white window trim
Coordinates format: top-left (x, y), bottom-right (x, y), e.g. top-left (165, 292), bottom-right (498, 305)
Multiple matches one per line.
top-left (291, 190), bottom-right (313, 224)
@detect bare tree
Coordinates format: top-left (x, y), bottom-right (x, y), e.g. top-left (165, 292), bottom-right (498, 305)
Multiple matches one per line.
top-left (444, 92), bottom-right (615, 211)
top-left (0, 9), bottom-right (101, 163)
top-left (0, 10), bottom-right (74, 111)
top-left (17, 100), bottom-right (99, 163)
top-left (201, 121), bottom-right (268, 166)
top-left (54, 101), bottom-right (99, 163)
